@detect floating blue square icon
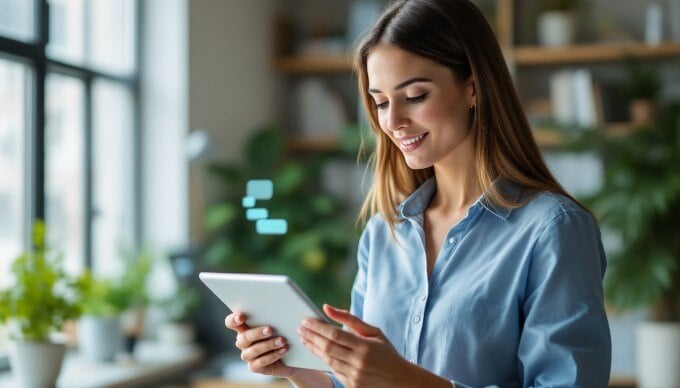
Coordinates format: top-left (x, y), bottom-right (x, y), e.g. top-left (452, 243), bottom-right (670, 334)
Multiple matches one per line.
top-left (242, 196), bottom-right (256, 208)
top-left (246, 208), bottom-right (268, 220)
top-left (256, 219), bottom-right (288, 235)
top-left (247, 180), bottom-right (273, 200)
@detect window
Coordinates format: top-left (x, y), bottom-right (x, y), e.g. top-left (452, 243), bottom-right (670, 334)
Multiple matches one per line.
top-left (0, 0), bottom-right (139, 362)
top-left (0, 58), bottom-right (29, 288)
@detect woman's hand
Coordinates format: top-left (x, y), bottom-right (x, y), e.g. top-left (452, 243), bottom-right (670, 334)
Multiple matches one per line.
top-left (225, 312), bottom-right (298, 378)
top-left (298, 304), bottom-right (424, 388)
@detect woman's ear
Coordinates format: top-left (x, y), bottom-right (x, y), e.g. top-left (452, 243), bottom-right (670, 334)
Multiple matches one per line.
top-left (467, 77), bottom-right (477, 107)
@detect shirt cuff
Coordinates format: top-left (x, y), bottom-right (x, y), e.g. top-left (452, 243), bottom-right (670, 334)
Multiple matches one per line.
top-left (324, 371), bottom-right (344, 388)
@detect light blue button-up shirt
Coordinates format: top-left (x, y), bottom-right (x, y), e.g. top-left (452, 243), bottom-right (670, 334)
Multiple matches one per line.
top-left (328, 177), bottom-right (611, 387)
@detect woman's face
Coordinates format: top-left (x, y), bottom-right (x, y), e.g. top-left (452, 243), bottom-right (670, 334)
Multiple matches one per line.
top-left (366, 44), bottom-right (476, 170)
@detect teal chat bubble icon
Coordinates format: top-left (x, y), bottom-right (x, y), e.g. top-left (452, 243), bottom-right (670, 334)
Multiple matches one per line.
top-left (256, 219), bottom-right (288, 235)
top-left (242, 196), bottom-right (255, 208)
top-left (246, 208), bottom-right (268, 220)
top-left (247, 180), bottom-right (273, 200)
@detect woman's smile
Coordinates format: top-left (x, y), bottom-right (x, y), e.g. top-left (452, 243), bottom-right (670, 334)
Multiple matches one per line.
top-left (397, 132), bottom-right (429, 152)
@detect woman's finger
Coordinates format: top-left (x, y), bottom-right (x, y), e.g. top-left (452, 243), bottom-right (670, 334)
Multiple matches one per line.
top-left (241, 336), bottom-right (287, 361)
top-left (249, 346), bottom-right (289, 373)
top-left (301, 318), bottom-right (358, 348)
top-left (236, 325), bottom-right (274, 349)
top-left (225, 313), bottom-right (248, 332)
top-left (323, 304), bottom-right (381, 337)
top-left (298, 326), bottom-right (353, 362)
top-left (301, 336), bottom-right (353, 376)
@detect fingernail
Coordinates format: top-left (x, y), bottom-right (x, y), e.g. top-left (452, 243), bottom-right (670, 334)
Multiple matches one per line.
top-left (234, 315), bottom-right (242, 324)
top-left (302, 319), bottom-right (311, 327)
top-left (296, 327), bottom-right (304, 335)
top-left (262, 327), bottom-right (272, 336)
top-left (278, 347), bottom-right (286, 354)
top-left (275, 338), bottom-right (283, 347)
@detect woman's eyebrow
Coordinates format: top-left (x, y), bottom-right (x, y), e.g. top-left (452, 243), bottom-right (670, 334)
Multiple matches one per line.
top-left (368, 77), bottom-right (433, 94)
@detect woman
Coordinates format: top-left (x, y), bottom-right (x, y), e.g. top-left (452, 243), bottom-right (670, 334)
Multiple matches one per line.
top-left (225, 0), bottom-right (611, 386)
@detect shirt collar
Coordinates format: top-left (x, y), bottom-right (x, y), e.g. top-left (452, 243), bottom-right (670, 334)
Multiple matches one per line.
top-left (397, 176), bottom-right (521, 222)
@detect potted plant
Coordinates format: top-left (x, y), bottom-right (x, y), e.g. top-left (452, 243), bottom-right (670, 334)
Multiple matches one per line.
top-left (622, 57), bottom-right (662, 125)
top-left (74, 249), bottom-right (153, 361)
top-left (157, 284), bottom-right (201, 345)
top-left (571, 103), bottom-right (680, 387)
top-left (203, 126), bottom-right (357, 309)
top-left (536, 0), bottom-right (581, 47)
top-left (0, 221), bottom-right (80, 387)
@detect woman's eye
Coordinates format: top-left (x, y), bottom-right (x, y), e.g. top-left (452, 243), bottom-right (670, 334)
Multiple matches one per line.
top-left (407, 92), bottom-right (429, 104)
top-left (374, 101), bottom-right (388, 110)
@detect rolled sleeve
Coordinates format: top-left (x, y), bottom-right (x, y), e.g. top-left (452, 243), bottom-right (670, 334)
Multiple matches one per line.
top-left (518, 210), bottom-right (611, 387)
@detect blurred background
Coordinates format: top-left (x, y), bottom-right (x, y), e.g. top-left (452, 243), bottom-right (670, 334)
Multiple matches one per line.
top-left (0, 0), bottom-right (679, 387)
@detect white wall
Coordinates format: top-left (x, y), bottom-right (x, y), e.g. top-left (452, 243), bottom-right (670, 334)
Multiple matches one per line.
top-left (188, 0), bottom-right (281, 244)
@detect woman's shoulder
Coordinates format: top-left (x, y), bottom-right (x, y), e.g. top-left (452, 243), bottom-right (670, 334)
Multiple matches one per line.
top-left (512, 190), bottom-right (595, 229)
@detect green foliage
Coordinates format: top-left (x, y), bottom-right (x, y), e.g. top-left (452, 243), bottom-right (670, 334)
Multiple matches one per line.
top-left (568, 103), bottom-right (680, 321)
top-left (75, 249), bottom-right (154, 316)
top-left (157, 284), bottom-right (201, 323)
top-left (622, 57), bottom-right (662, 101)
top-left (203, 125), bottom-right (360, 308)
top-left (0, 221), bottom-right (80, 341)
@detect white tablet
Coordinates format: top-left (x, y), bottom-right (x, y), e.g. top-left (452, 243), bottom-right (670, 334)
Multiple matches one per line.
top-left (199, 272), bottom-right (331, 371)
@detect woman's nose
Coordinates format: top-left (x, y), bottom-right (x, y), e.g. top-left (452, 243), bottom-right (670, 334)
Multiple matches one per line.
top-left (386, 106), bottom-right (409, 132)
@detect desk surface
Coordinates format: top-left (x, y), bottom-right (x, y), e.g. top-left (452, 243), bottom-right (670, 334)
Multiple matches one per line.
top-left (0, 341), bottom-right (204, 387)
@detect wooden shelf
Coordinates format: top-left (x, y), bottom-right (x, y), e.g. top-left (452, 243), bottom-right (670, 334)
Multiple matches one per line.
top-left (533, 122), bottom-right (640, 147)
top-left (512, 41), bottom-right (680, 66)
top-left (286, 135), bottom-right (340, 152)
top-left (274, 55), bottom-right (352, 74)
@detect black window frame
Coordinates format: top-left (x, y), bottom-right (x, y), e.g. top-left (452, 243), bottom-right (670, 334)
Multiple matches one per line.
top-left (0, 0), bottom-right (142, 369)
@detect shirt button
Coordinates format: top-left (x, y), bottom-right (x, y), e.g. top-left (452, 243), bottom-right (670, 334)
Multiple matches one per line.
top-left (413, 315), bottom-right (421, 324)
top-left (409, 358), bottom-right (415, 363)
top-left (448, 237), bottom-right (455, 244)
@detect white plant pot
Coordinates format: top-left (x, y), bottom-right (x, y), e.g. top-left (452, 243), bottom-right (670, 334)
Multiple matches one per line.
top-left (637, 321), bottom-right (680, 388)
top-left (158, 322), bottom-right (195, 345)
top-left (9, 340), bottom-right (66, 388)
top-left (78, 315), bottom-right (122, 362)
top-left (537, 11), bottom-right (575, 47)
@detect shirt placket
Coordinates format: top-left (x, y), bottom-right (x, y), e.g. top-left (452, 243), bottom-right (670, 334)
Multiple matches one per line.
top-left (406, 205), bottom-right (482, 365)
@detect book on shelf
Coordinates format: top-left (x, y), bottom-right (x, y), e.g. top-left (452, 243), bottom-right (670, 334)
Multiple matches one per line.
top-left (549, 68), bottom-right (602, 129)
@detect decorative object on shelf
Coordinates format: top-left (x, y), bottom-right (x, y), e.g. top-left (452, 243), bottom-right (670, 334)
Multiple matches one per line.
top-left (621, 57), bottom-right (661, 125)
top-left (0, 220), bottom-right (80, 388)
top-left (157, 283), bottom-right (201, 346)
top-left (549, 68), bottom-right (600, 127)
top-left (294, 77), bottom-right (349, 138)
top-left (536, 0), bottom-right (581, 47)
top-left (570, 103), bottom-right (680, 388)
top-left (645, 1), bottom-right (663, 45)
top-left (203, 126), bottom-right (356, 308)
top-left (74, 249), bottom-right (154, 362)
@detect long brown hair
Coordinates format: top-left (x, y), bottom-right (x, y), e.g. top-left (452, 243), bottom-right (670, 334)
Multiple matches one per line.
top-left (355, 0), bottom-right (589, 230)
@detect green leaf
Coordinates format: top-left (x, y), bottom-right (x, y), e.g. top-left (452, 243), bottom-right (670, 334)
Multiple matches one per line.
top-left (246, 126), bottom-right (284, 168)
top-left (205, 203), bottom-right (238, 230)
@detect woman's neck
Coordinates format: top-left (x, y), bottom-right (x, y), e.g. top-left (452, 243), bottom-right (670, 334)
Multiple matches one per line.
top-left (430, 145), bottom-right (481, 214)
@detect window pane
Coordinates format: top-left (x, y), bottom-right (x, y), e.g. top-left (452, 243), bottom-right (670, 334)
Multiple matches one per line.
top-left (47, 0), bottom-right (136, 75)
top-left (0, 59), bottom-right (29, 288)
top-left (89, 0), bottom-right (136, 75)
top-left (46, 73), bottom-right (85, 276)
top-left (47, 0), bottom-right (85, 65)
top-left (0, 0), bottom-right (35, 42)
top-left (92, 79), bottom-right (134, 276)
